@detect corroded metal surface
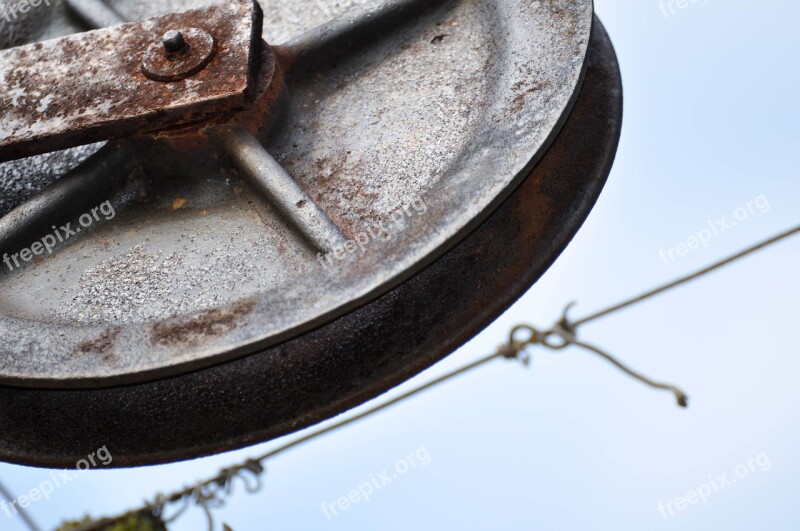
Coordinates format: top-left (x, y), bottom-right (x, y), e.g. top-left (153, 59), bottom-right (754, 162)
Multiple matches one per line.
top-left (0, 0), bottom-right (263, 162)
top-left (0, 0), bottom-right (594, 388)
top-left (0, 18), bottom-right (623, 467)
top-left (141, 27), bottom-right (216, 82)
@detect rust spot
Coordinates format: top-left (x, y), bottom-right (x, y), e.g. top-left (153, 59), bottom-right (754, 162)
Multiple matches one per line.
top-left (511, 80), bottom-right (549, 114)
top-left (172, 197), bottom-right (188, 210)
top-left (75, 328), bottom-right (122, 359)
top-left (151, 300), bottom-right (256, 346)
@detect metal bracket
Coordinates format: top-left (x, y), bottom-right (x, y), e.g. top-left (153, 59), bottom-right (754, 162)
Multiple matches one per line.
top-left (0, 0), bottom-right (263, 162)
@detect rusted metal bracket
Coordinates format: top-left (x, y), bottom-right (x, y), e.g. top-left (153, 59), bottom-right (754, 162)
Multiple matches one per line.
top-left (0, 0), bottom-right (264, 163)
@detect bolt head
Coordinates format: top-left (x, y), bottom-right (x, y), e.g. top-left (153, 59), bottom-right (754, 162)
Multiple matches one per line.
top-left (142, 27), bottom-right (216, 82)
top-left (162, 30), bottom-right (187, 55)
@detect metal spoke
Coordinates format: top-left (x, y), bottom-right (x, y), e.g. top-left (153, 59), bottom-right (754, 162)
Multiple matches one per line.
top-left (0, 143), bottom-right (133, 258)
top-left (220, 127), bottom-right (346, 252)
top-left (64, 0), bottom-right (125, 28)
top-left (278, 0), bottom-right (452, 73)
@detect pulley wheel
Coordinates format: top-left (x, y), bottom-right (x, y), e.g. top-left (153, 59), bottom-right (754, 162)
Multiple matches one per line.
top-left (0, 0), bottom-right (622, 467)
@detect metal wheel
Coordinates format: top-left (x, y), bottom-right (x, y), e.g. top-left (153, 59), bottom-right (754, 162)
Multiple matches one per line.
top-left (0, 0), bottom-right (621, 466)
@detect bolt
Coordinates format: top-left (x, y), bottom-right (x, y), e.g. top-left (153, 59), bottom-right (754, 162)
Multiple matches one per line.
top-left (162, 30), bottom-right (187, 55)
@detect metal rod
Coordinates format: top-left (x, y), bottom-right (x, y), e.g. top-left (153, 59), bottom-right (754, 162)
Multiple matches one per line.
top-left (0, 143), bottom-right (133, 257)
top-left (278, 0), bottom-right (451, 73)
top-left (64, 0), bottom-right (126, 28)
top-left (220, 127), bottom-right (347, 253)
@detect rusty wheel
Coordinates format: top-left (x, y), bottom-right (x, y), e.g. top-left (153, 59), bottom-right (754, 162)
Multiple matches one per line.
top-left (0, 0), bottom-right (621, 467)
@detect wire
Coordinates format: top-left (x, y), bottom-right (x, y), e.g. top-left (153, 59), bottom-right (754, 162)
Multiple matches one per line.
top-left (260, 352), bottom-right (505, 461)
top-left (572, 224), bottom-right (800, 327)
top-left (65, 224), bottom-right (799, 530)
top-left (563, 337), bottom-right (689, 407)
top-left (0, 479), bottom-right (41, 531)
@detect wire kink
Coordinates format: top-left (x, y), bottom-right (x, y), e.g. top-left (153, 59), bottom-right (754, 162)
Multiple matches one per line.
top-left (41, 223), bottom-right (799, 531)
top-left (504, 303), bottom-right (689, 408)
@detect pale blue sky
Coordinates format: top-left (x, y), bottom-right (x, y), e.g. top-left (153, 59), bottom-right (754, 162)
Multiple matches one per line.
top-left (2, 0), bottom-right (799, 529)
